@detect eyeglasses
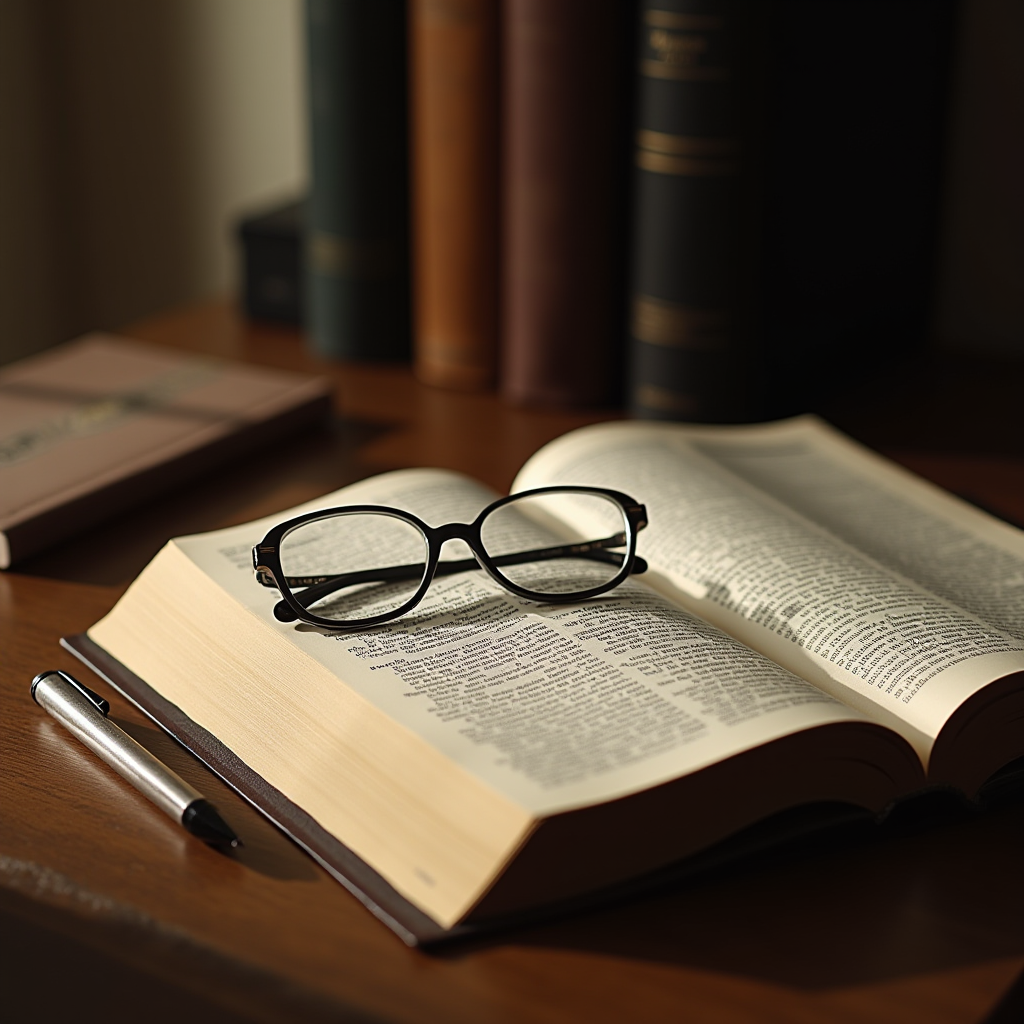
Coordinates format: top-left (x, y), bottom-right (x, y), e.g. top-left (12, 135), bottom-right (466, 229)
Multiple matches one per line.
top-left (252, 486), bottom-right (649, 630)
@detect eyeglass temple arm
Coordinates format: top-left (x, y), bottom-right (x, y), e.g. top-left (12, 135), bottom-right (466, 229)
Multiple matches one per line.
top-left (272, 533), bottom-right (648, 620)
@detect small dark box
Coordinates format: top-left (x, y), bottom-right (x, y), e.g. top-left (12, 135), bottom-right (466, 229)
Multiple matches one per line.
top-left (237, 199), bottom-right (305, 326)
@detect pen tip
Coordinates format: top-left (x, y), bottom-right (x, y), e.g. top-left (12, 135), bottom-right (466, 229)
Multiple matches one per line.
top-left (182, 799), bottom-right (242, 849)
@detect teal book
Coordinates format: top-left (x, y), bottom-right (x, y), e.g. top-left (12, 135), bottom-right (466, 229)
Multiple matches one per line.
top-left (305, 0), bottom-right (410, 360)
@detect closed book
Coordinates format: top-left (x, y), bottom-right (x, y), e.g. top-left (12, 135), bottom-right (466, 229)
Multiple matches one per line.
top-left (305, 0), bottom-right (410, 361)
top-left (410, 0), bottom-right (500, 391)
top-left (0, 334), bottom-right (331, 569)
top-left (628, 0), bottom-right (764, 422)
top-left (501, 0), bottom-right (630, 408)
top-left (628, 0), bottom-right (955, 422)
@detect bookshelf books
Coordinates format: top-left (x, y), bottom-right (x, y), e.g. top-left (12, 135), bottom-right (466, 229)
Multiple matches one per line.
top-left (237, 199), bottom-right (305, 326)
top-left (628, 0), bottom-right (763, 422)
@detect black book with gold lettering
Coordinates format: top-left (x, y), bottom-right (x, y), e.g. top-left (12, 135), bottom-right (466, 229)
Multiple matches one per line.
top-left (628, 0), bottom-right (955, 421)
top-left (628, 0), bottom-right (764, 422)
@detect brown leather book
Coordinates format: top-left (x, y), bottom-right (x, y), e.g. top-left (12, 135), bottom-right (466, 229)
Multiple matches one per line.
top-left (410, 0), bottom-right (500, 391)
top-left (0, 334), bottom-right (331, 568)
top-left (501, 0), bottom-right (628, 407)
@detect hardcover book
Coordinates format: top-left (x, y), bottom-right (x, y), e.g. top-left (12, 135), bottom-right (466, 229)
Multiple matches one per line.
top-left (0, 334), bottom-right (331, 568)
top-left (628, 0), bottom-right (763, 421)
top-left (304, 0), bottom-right (410, 361)
top-left (500, 0), bottom-right (631, 407)
top-left (409, 0), bottom-right (500, 391)
top-left (628, 0), bottom-right (955, 420)
top-left (64, 417), bottom-right (1024, 944)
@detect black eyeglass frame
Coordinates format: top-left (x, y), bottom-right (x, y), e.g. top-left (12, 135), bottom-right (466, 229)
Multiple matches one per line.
top-left (252, 485), bottom-right (649, 631)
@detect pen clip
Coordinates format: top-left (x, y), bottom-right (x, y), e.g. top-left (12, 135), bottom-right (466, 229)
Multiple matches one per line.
top-left (31, 670), bottom-right (111, 716)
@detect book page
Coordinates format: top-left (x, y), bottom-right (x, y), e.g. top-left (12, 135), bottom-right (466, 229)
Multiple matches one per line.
top-left (174, 468), bottom-right (870, 817)
top-left (690, 417), bottom-right (1024, 640)
top-left (514, 421), bottom-right (1024, 763)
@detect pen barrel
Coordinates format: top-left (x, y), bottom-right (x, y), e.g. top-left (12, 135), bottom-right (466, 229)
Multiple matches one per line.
top-left (34, 673), bottom-right (202, 822)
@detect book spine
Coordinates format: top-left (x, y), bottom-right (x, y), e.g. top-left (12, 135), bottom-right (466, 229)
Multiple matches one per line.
top-left (628, 0), bottom-right (763, 421)
top-left (305, 0), bottom-right (410, 361)
top-left (500, 0), bottom-right (628, 408)
top-left (410, 0), bottom-right (500, 391)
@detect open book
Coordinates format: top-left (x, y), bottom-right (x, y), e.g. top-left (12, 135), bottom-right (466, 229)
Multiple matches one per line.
top-left (68, 416), bottom-right (1024, 944)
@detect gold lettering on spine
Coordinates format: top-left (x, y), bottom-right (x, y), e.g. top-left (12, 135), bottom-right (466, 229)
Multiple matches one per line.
top-left (642, 10), bottom-right (728, 81)
top-left (637, 130), bottom-right (739, 157)
top-left (644, 10), bottom-right (724, 30)
top-left (637, 151), bottom-right (738, 175)
top-left (632, 385), bottom-right (700, 416)
top-left (308, 232), bottom-right (398, 279)
top-left (635, 131), bottom-right (739, 176)
top-left (641, 58), bottom-right (730, 81)
top-left (649, 27), bottom-right (708, 65)
top-left (631, 296), bottom-right (732, 350)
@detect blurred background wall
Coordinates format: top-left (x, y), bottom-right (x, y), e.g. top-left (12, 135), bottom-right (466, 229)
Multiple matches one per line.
top-left (0, 0), bottom-right (1019, 368)
top-left (0, 0), bottom-right (305, 365)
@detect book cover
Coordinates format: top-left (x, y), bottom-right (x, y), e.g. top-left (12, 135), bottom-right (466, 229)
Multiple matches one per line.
top-left (500, 0), bottom-right (632, 408)
top-left (409, 0), bottom-right (500, 392)
top-left (0, 334), bottom-right (331, 568)
top-left (628, 0), bottom-right (764, 422)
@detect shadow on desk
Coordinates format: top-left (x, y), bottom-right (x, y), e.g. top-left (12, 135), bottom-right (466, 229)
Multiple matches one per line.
top-left (458, 800), bottom-right (1024, 991)
top-left (111, 718), bottom-right (321, 884)
top-left (88, 721), bottom-right (1024, 992)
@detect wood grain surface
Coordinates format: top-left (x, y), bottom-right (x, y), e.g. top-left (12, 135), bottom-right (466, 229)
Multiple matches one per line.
top-left (2, 301), bottom-right (1022, 1023)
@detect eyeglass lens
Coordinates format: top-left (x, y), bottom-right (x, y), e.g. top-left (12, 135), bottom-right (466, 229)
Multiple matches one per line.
top-left (279, 511), bottom-right (429, 621)
top-left (480, 491), bottom-right (630, 595)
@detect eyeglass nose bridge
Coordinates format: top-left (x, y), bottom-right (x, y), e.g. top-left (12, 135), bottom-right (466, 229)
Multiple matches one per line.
top-left (432, 521), bottom-right (479, 546)
top-left (430, 522), bottom-right (490, 576)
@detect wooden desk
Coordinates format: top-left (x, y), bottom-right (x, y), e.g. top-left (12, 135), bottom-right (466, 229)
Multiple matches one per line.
top-left (2, 302), bottom-right (1022, 1024)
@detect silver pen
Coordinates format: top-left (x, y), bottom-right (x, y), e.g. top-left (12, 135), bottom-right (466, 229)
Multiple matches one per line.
top-left (31, 670), bottom-right (240, 848)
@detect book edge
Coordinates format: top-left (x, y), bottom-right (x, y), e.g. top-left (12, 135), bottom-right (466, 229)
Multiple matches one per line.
top-left (61, 631), bottom-right (456, 948)
top-left (59, 634), bottom-right (891, 951)
top-left (2, 392), bottom-right (330, 566)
